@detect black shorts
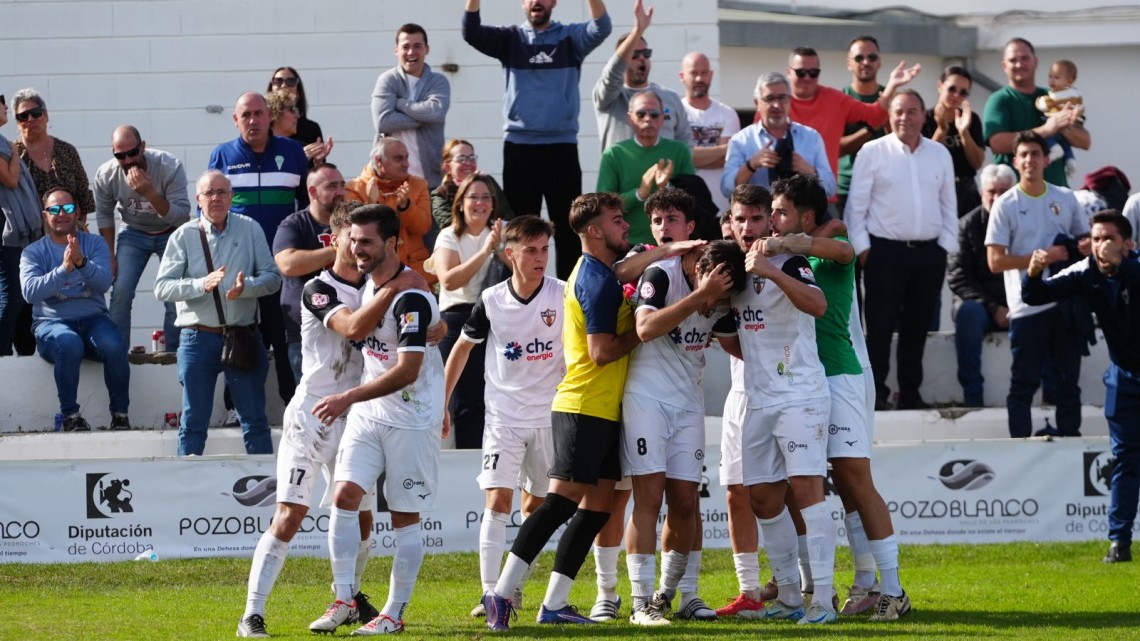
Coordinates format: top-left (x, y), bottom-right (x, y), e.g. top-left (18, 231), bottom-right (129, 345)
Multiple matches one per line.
top-left (549, 411), bottom-right (622, 485)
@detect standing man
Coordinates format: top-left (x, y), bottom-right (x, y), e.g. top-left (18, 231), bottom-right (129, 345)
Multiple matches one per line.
top-left (846, 90), bottom-right (957, 410)
top-left (836, 36), bottom-right (887, 216)
top-left (985, 131), bottom-right (1088, 438)
top-left (209, 91), bottom-right (308, 405)
top-left (94, 125), bottom-right (190, 352)
top-left (593, 0), bottom-right (690, 151)
top-left (372, 23), bottom-right (451, 190)
top-left (273, 163), bottom-right (346, 383)
top-left (462, 0), bottom-right (612, 280)
top-left (154, 171), bottom-right (282, 456)
top-left (20, 188), bottom-right (130, 432)
top-left (983, 38), bottom-right (1089, 188)
top-left (679, 51), bottom-right (740, 212)
top-left (1023, 211), bottom-right (1140, 563)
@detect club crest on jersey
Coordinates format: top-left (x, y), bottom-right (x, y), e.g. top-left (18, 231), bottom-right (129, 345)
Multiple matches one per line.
top-left (400, 312), bottom-right (420, 332)
top-left (639, 281), bottom-right (656, 300)
top-left (310, 293), bottom-right (330, 309)
top-left (1050, 202), bottom-right (1061, 216)
top-left (752, 276), bottom-right (765, 294)
top-left (540, 308), bottom-right (557, 327)
top-left (798, 267), bottom-right (816, 283)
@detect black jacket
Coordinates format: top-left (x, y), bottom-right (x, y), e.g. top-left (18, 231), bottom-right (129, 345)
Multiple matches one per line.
top-left (947, 205), bottom-right (1006, 315)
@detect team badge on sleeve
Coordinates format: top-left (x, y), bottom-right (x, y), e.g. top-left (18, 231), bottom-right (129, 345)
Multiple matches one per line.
top-left (400, 312), bottom-right (420, 332)
top-left (639, 282), bottom-right (656, 300)
top-left (798, 267), bottom-right (816, 283)
top-left (310, 293), bottom-right (329, 309)
top-left (540, 308), bottom-right (557, 327)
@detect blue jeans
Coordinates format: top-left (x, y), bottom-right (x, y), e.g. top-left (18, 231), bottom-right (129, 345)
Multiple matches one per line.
top-left (1105, 364), bottom-right (1140, 545)
top-left (34, 315), bottom-right (130, 416)
top-left (109, 227), bottom-right (178, 352)
top-left (954, 300), bottom-right (1002, 406)
top-left (0, 245), bottom-right (25, 356)
top-left (287, 340), bottom-right (302, 385)
top-left (176, 327), bottom-right (271, 456)
top-left (1007, 307), bottom-right (1082, 438)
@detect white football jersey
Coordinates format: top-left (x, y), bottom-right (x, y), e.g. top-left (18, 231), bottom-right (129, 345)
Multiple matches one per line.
top-left (461, 276), bottom-right (566, 428)
top-left (296, 270), bottom-right (366, 399)
top-left (625, 256), bottom-right (736, 411)
top-left (730, 253), bottom-right (828, 408)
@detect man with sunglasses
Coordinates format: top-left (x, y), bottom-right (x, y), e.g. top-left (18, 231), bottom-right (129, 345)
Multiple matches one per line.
top-left (19, 188), bottom-right (131, 432)
top-left (593, 0), bottom-right (690, 152)
top-left (837, 36), bottom-right (887, 217)
top-left (94, 126), bottom-right (190, 353)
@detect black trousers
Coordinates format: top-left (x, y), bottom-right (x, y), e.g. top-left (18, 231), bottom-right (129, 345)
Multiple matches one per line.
top-left (502, 141), bottom-right (582, 280)
top-left (863, 236), bottom-right (947, 404)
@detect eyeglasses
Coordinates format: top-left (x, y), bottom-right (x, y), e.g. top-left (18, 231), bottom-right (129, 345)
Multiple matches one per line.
top-left (113, 144), bottom-right (142, 161)
top-left (851, 53), bottom-right (880, 64)
top-left (451, 154), bottom-right (478, 164)
top-left (15, 107), bottom-right (45, 122)
top-left (791, 68), bottom-right (821, 79)
top-left (946, 86), bottom-right (970, 98)
top-left (199, 189), bottom-right (233, 199)
top-left (632, 48), bottom-right (653, 60)
top-left (634, 109), bottom-right (663, 120)
top-left (759, 94), bottom-right (791, 105)
top-left (271, 76), bottom-right (299, 88)
top-left (464, 193), bottom-right (493, 202)
top-left (45, 204), bottom-right (77, 216)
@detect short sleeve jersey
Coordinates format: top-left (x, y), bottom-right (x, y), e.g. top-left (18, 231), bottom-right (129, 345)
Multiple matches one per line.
top-left (552, 253), bottom-right (634, 422)
top-left (273, 209), bottom-right (333, 344)
top-left (297, 270), bottom-right (365, 399)
top-left (462, 276), bottom-right (567, 428)
top-left (807, 238), bottom-right (862, 377)
top-left (625, 256), bottom-right (735, 411)
top-left (356, 283), bottom-right (444, 430)
top-left (730, 254), bottom-right (828, 407)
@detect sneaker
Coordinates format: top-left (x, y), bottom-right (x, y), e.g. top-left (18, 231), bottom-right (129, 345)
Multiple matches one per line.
top-left (354, 592), bottom-right (380, 624)
top-left (1104, 541), bottom-right (1132, 563)
top-left (869, 591), bottom-right (912, 621)
top-left (62, 414), bottom-right (91, 432)
top-left (760, 599), bottom-right (805, 621)
top-left (802, 590), bottom-right (840, 612)
top-left (512, 587), bottom-right (524, 611)
top-left (223, 409), bottom-right (241, 427)
top-left (760, 577), bottom-right (779, 601)
top-left (797, 602), bottom-right (838, 624)
top-left (588, 596), bottom-right (621, 622)
top-left (236, 613), bottom-right (269, 638)
top-left (470, 601), bottom-right (486, 618)
top-left (840, 584), bottom-right (880, 615)
top-left (110, 413), bottom-right (131, 431)
top-left (351, 614), bottom-right (404, 636)
top-left (629, 601), bottom-right (670, 626)
top-left (537, 604), bottom-right (596, 624)
top-left (715, 593), bottom-right (764, 619)
top-left (676, 596), bottom-right (717, 621)
top-left (309, 600), bottom-right (357, 633)
top-left (483, 591), bottom-right (515, 632)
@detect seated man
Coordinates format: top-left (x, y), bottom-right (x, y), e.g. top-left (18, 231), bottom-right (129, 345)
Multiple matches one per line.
top-left (20, 187), bottom-right (130, 431)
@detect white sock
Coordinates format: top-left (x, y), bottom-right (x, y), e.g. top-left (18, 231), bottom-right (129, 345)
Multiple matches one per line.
top-left (797, 535), bottom-right (813, 593)
top-left (757, 508), bottom-right (801, 606)
top-left (542, 572), bottom-right (575, 610)
top-left (844, 511), bottom-right (876, 589)
top-left (494, 553), bottom-right (529, 599)
top-left (354, 537), bottom-right (371, 595)
top-left (678, 550), bottom-right (701, 597)
top-left (381, 524), bottom-right (424, 621)
top-left (480, 509), bottom-right (510, 592)
top-left (732, 552), bottom-right (761, 594)
top-left (869, 535), bottom-right (903, 597)
top-left (593, 545), bottom-right (620, 601)
top-left (801, 502), bottom-right (837, 607)
top-left (659, 549), bottom-right (687, 596)
top-left (244, 532), bottom-right (290, 618)
top-left (329, 508), bottom-right (359, 603)
top-left (627, 553), bottom-right (655, 610)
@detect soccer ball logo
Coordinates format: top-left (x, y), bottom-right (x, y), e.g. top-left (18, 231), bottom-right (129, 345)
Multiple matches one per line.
top-left (504, 342), bottom-right (523, 361)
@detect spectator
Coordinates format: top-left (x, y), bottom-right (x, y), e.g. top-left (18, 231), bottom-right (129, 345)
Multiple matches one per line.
top-left (346, 138), bottom-right (435, 285)
top-left (837, 36), bottom-right (887, 216)
top-left (1122, 192), bottom-right (1140, 246)
top-left (846, 90), bottom-right (957, 410)
top-left (266, 66), bottom-right (332, 163)
top-left (273, 163), bottom-right (346, 383)
top-left (266, 91), bottom-right (301, 140)
top-left (462, 0), bottom-right (612, 280)
top-left (154, 171), bottom-right (282, 456)
top-left (679, 52), bottom-right (740, 212)
top-left (94, 125), bottom-right (191, 352)
top-left (593, 0), bottom-right (690, 151)
top-left (431, 139), bottom-right (512, 231)
top-left (431, 174), bottom-right (504, 449)
top-left (597, 90), bottom-right (695, 245)
top-left (947, 164), bottom-right (1016, 407)
top-left (985, 131), bottom-right (1088, 438)
top-left (923, 65), bottom-right (985, 217)
top-left (723, 72), bottom-right (834, 199)
top-left (982, 38), bottom-right (1089, 188)
top-left (0, 93), bottom-right (44, 356)
top-left (20, 188), bottom-right (129, 432)
top-left (372, 23), bottom-right (451, 190)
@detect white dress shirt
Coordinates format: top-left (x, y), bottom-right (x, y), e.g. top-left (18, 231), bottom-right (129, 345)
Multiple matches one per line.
top-left (845, 134), bottom-right (959, 256)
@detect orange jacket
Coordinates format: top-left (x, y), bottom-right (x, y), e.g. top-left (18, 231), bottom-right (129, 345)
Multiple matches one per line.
top-left (345, 164), bottom-right (436, 285)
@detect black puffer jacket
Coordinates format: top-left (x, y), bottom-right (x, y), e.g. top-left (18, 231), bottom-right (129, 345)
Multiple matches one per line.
top-left (947, 205), bottom-right (1006, 315)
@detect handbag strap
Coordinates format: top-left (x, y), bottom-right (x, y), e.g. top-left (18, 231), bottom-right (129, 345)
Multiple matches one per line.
top-left (197, 225), bottom-right (228, 327)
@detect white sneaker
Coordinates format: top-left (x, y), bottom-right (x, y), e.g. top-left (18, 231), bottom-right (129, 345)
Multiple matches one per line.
top-left (351, 614), bottom-right (404, 635)
top-left (629, 605), bottom-right (670, 626)
top-left (469, 601), bottom-right (486, 618)
top-left (309, 600), bottom-right (357, 633)
top-left (797, 602), bottom-right (838, 624)
top-left (869, 591), bottom-right (912, 621)
top-left (589, 596), bottom-right (621, 622)
top-left (236, 614), bottom-right (269, 638)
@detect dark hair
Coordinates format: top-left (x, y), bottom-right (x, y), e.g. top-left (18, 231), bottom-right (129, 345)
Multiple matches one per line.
top-left (770, 174), bottom-right (828, 227)
top-left (451, 174), bottom-right (499, 236)
top-left (719, 210), bottom-right (734, 226)
top-left (1004, 37), bottom-right (1036, 56)
top-left (615, 31), bottom-right (647, 49)
top-left (569, 192), bottom-right (624, 234)
top-left (645, 187), bottom-right (697, 223)
top-left (697, 240), bottom-right (748, 294)
top-left (848, 35), bottom-right (879, 49)
top-left (306, 162), bottom-right (342, 188)
top-left (396, 23), bottom-right (429, 46)
top-left (42, 187), bottom-right (76, 208)
top-left (791, 46), bottom-right (818, 59)
top-left (348, 204), bottom-right (401, 241)
top-left (329, 200), bottom-right (363, 235)
top-left (891, 88), bottom-right (926, 112)
top-left (940, 64), bottom-right (973, 84)
top-left (1053, 59), bottom-right (1078, 81)
top-left (266, 67), bottom-right (309, 119)
top-left (1013, 130), bottom-right (1048, 156)
top-left (505, 215), bottom-right (554, 245)
top-left (1091, 210), bottom-right (1132, 241)
top-left (730, 184), bottom-right (773, 211)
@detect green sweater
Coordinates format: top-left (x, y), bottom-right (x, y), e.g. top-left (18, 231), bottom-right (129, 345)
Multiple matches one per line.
top-left (596, 138), bottom-right (695, 245)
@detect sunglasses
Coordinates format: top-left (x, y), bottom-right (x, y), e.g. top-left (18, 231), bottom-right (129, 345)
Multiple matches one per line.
top-left (759, 93), bottom-right (790, 105)
top-left (946, 86), bottom-right (970, 98)
top-left (632, 48), bottom-right (653, 60)
top-left (451, 154), bottom-right (478, 164)
top-left (15, 107), bottom-right (45, 122)
top-left (634, 109), bottom-right (663, 120)
top-left (113, 144), bottom-right (142, 161)
top-left (45, 204), bottom-right (77, 216)
top-left (791, 68), bottom-right (821, 79)
top-left (851, 53), bottom-right (880, 64)
top-left (271, 76), bottom-right (299, 88)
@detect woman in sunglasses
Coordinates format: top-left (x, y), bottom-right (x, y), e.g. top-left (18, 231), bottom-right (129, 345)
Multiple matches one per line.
top-left (430, 139), bottom-right (512, 231)
top-left (12, 89), bottom-right (96, 227)
top-left (266, 67), bottom-right (330, 163)
top-left (923, 65), bottom-right (985, 217)
top-left (0, 93), bottom-right (45, 356)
